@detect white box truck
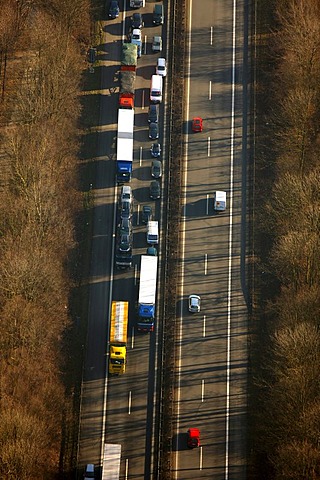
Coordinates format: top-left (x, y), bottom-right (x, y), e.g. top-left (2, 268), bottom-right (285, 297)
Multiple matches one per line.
top-left (147, 221), bottom-right (159, 244)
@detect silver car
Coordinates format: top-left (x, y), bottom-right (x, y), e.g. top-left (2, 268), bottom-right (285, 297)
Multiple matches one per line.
top-left (152, 35), bottom-right (162, 52)
top-left (188, 295), bottom-right (201, 313)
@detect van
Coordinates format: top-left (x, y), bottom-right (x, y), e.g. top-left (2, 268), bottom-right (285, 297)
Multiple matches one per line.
top-left (150, 75), bottom-right (163, 103)
top-left (147, 220), bottom-right (159, 244)
top-left (213, 191), bottom-right (226, 212)
top-left (153, 4), bottom-right (164, 25)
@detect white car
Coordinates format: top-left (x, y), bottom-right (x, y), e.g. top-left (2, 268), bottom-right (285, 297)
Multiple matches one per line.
top-left (188, 295), bottom-right (201, 313)
top-left (152, 35), bottom-right (162, 52)
top-left (156, 57), bottom-right (167, 77)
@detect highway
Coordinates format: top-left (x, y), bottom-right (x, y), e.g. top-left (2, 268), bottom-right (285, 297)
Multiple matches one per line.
top-left (78, 0), bottom-right (167, 478)
top-left (173, 0), bottom-right (249, 479)
top-left (77, 0), bottom-right (250, 478)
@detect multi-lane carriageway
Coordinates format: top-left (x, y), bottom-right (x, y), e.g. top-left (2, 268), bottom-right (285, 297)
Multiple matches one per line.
top-left (78, 0), bottom-right (250, 479)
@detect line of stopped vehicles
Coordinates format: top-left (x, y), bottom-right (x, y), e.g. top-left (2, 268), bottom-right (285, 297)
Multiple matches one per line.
top-left (83, 1), bottom-right (227, 478)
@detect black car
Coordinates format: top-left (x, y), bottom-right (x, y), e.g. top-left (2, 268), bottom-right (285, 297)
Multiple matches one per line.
top-left (118, 217), bottom-right (132, 236)
top-left (118, 233), bottom-right (133, 252)
top-left (150, 143), bottom-right (161, 157)
top-left (151, 159), bottom-right (162, 178)
top-left (108, 0), bottom-right (119, 18)
top-left (120, 200), bottom-right (132, 219)
top-left (141, 205), bottom-right (152, 224)
top-left (130, 13), bottom-right (144, 29)
top-left (149, 122), bottom-right (159, 140)
top-left (149, 180), bottom-right (161, 200)
top-left (148, 104), bottom-right (159, 123)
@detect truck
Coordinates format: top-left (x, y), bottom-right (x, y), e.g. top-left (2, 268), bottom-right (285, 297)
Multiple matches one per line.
top-left (119, 44), bottom-right (137, 109)
top-left (130, 0), bottom-right (145, 8)
top-left (137, 255), bottom-right (158, 332)
top-left (146, 220), bottom-right (159, 244)
top-left (117, 108), bottom-right (134, 183)
top-left (213, 190), bottom-right (227, 212)
top-left (109, 301), bottom-right (128, 375)
top-left (101, 443), bottom-right (121, 480)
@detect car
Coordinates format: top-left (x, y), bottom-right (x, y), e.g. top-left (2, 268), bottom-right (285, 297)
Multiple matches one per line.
top-left (147, 246), bottom-right (157, 256)
top-left (187, 428), bottom-right (200, 449)
top-left (150, 143), bottom-right (161, 157)
top-left (119, 200), bottom-right (132, 219)
top-left (141, 205), bottom-right (152, 224)
top-left (118, 233), bottom-right (133, 252)
top-left (130, 28), bottom-right (142, 57)
top-left (151, 159), bottom-right (162, 178)
top-left (156, 57), bottom-right (167, 77)
top-left (149, 122), bottom-right (159, 140)
top-left (148, 104), bottom-right (159, 123)
top-left (130, 13), bottom-right (144, 29)
top-left (149, 180), bottom-right (161, 200)
top-left (152, 4), bottom-right (164, 25)
top-left (131, 28), bottom-right (141, 42)
top-left (192, 117), bottom-right (203, 132)
top-left (120, 185), bottom-right (133, 203)
top-left (108, 0), bottom-right (119, 19)
top-left (118, 217), bottom-right (132, 236)
top-left (188, 294), bottom-right (201, 313)
top-left (84, 464), bottom-right (95, 479)
top-left (152, 35), bottom-right (163, 52)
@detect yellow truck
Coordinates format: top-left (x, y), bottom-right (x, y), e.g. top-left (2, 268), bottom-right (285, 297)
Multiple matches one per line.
top-left (109, 301), bottom-right (128, 375)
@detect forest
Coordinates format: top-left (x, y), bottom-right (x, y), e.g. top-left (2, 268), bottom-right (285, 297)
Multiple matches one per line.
top-left (0, 0), bottom-right (91, 477)
top-left (253, 0), bottom-right (320, 478)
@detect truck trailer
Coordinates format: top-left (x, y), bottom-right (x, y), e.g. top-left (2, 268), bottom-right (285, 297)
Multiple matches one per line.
top-left (101, 443), bottom-right (121, 480)
top-left (117, 108), bottom-right (134, 183)
top-left (109, 301), bottom-right (128, 375)
top-left (119, 44), bottom-right (137, 109)
top-left (137, 255), bottom-right (158, 332)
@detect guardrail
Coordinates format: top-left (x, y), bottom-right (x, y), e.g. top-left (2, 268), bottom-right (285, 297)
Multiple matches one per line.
top-left (156, 0), bottom-right (187, 478)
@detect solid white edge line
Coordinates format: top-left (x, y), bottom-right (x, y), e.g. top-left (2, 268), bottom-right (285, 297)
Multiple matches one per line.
top-left (225, 1), bottom-right (237, 479)
top-left (101, 185), bottom-right (118, 461)
top-left (174, 0), bottom-right (193, 477)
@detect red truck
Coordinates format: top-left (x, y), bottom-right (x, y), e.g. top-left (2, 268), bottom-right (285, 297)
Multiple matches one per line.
top-left (119, 43), bottom-right (137, 109)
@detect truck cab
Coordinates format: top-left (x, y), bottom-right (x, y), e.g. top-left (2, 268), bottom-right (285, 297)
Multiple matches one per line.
top-left (109, 345), bottom-right (126, 375)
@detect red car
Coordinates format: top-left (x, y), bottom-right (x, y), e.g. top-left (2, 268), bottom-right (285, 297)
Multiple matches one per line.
top-left (192, 117), bottom-right (203, 132)
top-left (187, 428), bottom-right (200, 448)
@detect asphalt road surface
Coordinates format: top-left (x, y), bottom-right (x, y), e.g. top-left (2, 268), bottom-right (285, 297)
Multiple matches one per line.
top-left (172, 0), bottom-right (250, 479)
top-left (78, 0), bottom-right (167, 478)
